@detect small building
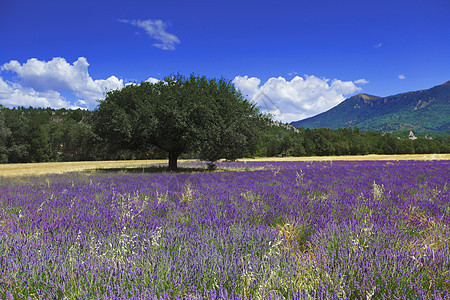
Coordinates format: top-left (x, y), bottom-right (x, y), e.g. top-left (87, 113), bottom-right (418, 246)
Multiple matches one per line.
top-left (408, 131), bottom-right (418, 140)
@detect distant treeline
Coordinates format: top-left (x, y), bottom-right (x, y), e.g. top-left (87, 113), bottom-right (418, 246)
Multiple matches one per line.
top-left (256, 124), bottom-right (450, 158)
top-left (1, 106), bottom-right (449, 163)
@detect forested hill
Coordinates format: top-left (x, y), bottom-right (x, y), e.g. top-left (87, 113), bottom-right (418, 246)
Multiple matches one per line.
top-left (291, 81), bottom-right (450, 136)
top-left (1, 105), bottom-right (449, 163)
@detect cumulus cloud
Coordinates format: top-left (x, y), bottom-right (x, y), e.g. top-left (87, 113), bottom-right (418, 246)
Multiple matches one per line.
top-left (146, 77), bottom-right (160, 84)
top-left (0, 77), bottom-right (80, 109)
top-left (119, 19), bottom-right (180, 50)
top-left (354, 79), bottom-right (369, 85)
top-left (0, 57), bottom-right (124, 109)
top-left (233, 75), bottom-right (366, 123)
top-left (398, 74), bottom-right (406, 80)
top-left (374, 43), bottom-right (382, 48)
top-left (74, 100), bottom-right (87, 108)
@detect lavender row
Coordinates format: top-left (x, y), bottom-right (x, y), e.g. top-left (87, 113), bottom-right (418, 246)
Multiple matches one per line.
top-left (0, 160), bottom-right (449, 299)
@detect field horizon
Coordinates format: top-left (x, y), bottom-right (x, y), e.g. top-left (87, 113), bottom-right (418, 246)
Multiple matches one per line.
top-left (0, 153), bottom-right (449, 177)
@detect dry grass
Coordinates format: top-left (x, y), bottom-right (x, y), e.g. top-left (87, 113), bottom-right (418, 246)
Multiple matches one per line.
top-left (0, 159), bottom-right (181, 177)
top-left (0, 154), bottom-right (448, 177)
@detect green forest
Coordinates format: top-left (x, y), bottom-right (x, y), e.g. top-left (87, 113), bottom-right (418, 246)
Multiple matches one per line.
top-left (1, 105), bottom-right (449, 164)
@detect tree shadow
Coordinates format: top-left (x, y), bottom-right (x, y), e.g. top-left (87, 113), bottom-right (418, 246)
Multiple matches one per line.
top-left (89, 165), bottom-right (210, 174)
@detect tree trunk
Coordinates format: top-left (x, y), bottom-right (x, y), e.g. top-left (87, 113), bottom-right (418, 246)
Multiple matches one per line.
top-left (168, 151), bottom-right (179, 171)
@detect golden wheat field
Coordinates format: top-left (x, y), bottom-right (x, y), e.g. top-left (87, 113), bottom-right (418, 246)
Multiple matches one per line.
top-left (0, 154), bottom-right (448, 177)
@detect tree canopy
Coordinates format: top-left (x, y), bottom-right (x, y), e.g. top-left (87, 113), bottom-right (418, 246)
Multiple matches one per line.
top-left (0, 105), bottom-right (449, 164)
top-left (93, 74), bottom-right (268, 170)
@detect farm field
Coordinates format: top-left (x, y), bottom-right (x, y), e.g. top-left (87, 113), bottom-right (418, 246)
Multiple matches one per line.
top-left (0, 154), bottom-right (449, 177)
top-left (0, 160), bottom-right (449, 299)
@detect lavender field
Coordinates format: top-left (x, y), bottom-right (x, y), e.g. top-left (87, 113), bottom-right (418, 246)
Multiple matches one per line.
top-left (0, 160), bottom-right (449, 299)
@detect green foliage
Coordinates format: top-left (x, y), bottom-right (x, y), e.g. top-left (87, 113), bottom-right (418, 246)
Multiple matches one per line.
top-left (0, 106), bottom-right (11, 163)
top-left (253, 124), bottom-right (450, 157)
top-left (93, 74), bottom-right (267, 170)
top-left (0, 106), bottom-right (97, 163)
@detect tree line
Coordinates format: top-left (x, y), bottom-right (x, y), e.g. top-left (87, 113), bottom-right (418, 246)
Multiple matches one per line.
top-left (1, 106), bottom-right (448, 164)
top-left (256, 124), bottom-right (450, 157)
top-left (1, 74), bottom-right (449, 167)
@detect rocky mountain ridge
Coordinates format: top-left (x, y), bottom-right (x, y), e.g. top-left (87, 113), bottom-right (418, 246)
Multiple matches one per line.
top-left (291, 81), bottom-right (450, 136)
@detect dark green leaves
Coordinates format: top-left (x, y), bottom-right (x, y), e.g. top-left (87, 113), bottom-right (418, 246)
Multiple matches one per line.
top-left (93, 74), bottom-right (268, 170)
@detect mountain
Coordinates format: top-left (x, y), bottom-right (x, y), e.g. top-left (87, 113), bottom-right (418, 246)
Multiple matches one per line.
top-left (290, 81), bottom-right (450, 136)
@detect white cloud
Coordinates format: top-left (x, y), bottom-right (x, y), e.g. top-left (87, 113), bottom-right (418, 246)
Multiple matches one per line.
top-left (354, 78), bottom-right (369, 85)
top-left (375, 43), bottom-right (382, 48)
top-left (120, 19), bottom-right (180, 50)
top-left (146, 77), bottom-right (160, 84)
top-left (1, 57), bottom-right (124, 109)
top-left (0, 77), bottom-right (80, 109)
top-left (74, 100), bottom-right (87, 109)
top-left (398, 74), bottom-right (406, 80)
top-left (233, 75), bottom-right (365, 123)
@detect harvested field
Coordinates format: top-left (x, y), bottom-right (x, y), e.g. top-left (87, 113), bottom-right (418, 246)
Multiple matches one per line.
top-left (0, 159), bottom-right (185, 177)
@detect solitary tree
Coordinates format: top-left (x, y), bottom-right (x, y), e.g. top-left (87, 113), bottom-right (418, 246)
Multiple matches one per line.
top-left (93, 74), bottom-right (268, 170)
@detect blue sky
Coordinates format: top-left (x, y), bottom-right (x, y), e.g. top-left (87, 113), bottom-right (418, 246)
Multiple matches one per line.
top-left (0, 0), bottom-right (449, 122)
